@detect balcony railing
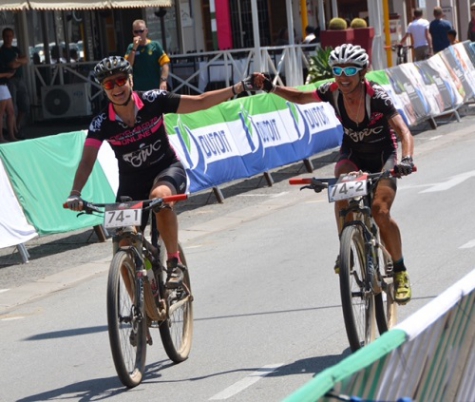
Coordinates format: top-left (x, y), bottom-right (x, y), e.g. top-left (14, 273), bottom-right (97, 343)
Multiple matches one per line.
top-left (26, 44), bottom-right (316, 121)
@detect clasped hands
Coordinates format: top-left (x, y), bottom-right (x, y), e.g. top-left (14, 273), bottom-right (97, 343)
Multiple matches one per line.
top-left (241, 72), bottom-right (275, 93)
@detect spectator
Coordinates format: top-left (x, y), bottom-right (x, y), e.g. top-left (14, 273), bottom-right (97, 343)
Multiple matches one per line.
top-left (302, 25), bottom-right (318, 45)
top-left (400, 8), bottom-right (432, 61)
top-left (429, 6), bottom-right (452, 53)
top-left (468, 3), bottom-right (475, 42)
top-left (448, 28), bottom-right (460, 45)
top-left (125, 19), bottom-right (170, 91)
top-left (0, 28), bottom-right (30, 135)
top-left (0, 69), bottom-right (17, 142)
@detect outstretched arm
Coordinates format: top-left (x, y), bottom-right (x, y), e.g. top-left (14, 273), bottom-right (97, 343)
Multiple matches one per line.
top-left (176, 83), bottom-right (239, 114)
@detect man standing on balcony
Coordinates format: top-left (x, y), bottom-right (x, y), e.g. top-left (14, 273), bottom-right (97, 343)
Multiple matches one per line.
top-left (125, 20), bottom-right (170, 91)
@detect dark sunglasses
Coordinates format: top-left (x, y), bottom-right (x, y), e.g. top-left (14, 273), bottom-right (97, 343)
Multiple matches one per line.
top-left (102, 76), bottom-right (128, 90)
top-left (133, 29), bottom-right (145, 34)
top-left (332, 66), bottom-right (362, 77)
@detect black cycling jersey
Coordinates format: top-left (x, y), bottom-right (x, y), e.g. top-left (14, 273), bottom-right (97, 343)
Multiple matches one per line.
top-left (315, 80), bottom-right (399, 154)
top-left (86, 90), bottom-right (181, 176)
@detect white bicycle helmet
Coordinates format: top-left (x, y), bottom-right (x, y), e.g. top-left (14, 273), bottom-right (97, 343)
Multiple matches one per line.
top-left (93, 56), bottom-right (132, 83)
top-left (329, 44), bottom-right (369, 68)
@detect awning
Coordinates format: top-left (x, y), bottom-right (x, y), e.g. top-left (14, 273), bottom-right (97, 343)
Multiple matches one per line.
top-left (27, 0), bottom-right (171, 10)
top-left (28, 0), bottom-right (110, 10)
top-left (108, 0), bottom-right (171, 8)
top-left (0, 0), bottom-right (29, 11)
top-left (0, 0), bottom-right (172, 11)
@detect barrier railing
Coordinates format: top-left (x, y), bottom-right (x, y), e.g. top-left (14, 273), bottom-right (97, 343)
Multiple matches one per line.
top-left (283, 269), bottom-right (475, 402)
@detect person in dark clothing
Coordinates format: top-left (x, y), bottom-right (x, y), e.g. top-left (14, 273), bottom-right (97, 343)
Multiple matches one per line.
top-left (468, 3), bottom-right (475, 42)
top-left (429, 6), bottom-right (452, 53)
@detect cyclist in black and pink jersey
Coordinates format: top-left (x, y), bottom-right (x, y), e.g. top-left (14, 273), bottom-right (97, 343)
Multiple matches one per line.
top-left (251, 44), bottom-right (415, 304)
top-left (65, 56), bottom-right (255, 288)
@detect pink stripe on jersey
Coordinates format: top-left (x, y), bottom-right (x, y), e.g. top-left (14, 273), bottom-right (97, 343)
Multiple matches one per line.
top-left (108, 92), bottom-right (144, 121)
top-left (85, 138), bottom-right (102, 148)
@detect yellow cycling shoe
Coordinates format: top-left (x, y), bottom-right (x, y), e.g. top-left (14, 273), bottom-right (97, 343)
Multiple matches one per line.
top-left (394, 271), bottom-right (412, 305)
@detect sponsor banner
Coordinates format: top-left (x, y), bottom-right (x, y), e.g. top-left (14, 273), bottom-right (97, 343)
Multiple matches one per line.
top-left (385, 65), bottom-right (431, 126)
top-left (165, 94), bottom-right (342, 193)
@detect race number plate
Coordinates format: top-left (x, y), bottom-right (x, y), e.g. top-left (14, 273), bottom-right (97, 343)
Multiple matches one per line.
top-left (328, 173), bottom-right (368, 202)
top-left (104, 201), bottom-right (143, 229)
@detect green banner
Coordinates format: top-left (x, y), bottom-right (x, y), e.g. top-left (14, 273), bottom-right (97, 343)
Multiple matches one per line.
top-left (0, 131), bottom-right (115, 236)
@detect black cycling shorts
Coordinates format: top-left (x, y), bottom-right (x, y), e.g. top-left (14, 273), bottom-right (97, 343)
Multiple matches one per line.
top-left (116, 161), bottom-right (187, 202)
top-left (337, 148), bottom-right (396, 173)
top-left (336, 148), bottom-right (397, 189)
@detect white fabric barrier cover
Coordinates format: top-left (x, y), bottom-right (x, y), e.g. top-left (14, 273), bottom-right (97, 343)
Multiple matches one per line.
top-left (0, 158), bottom-right (37, 248)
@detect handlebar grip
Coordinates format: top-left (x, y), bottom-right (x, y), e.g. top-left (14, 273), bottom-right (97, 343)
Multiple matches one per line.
top-left (163, 194), bottom-right (188, 203)
top-left (63, 202), bottom-right (69, 209)
top-left (289, 178), bottom-right (313, 185)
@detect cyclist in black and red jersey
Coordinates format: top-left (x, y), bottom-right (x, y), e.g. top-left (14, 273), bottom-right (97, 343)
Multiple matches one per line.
top-left (65, 56), bottom-right (255, 289)
top-left (252, 44), bottom-right (415, 304)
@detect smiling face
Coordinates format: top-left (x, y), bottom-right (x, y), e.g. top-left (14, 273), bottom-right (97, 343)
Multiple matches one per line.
top-left (332, 64), bottom-right (365, 95)
top-left (102, 73), bottom-right (133, 104)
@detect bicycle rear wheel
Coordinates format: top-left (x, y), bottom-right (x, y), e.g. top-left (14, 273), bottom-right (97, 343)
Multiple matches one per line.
top-left (107, 250), bottom-right (147, 388)
top-left (158, 241), bottom-right (194, 363)
top-left (339, 225), bottom-right (377, 352)
top-left (375, 247), bottom-right (397, 333)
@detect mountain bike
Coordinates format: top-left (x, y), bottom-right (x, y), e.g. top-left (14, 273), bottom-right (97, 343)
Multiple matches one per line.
top-left (290, 169), bottom-right (412, 352)
top-left (64, 194), bottom-right (193, 387)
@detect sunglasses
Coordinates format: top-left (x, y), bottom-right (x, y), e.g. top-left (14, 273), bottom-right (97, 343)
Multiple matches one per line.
top-left (102, 76), bottom-right (128, 90)
top-left (133, 29), bottom-right (145, 34)
top-left (332, 66), bottom-right (362, 77)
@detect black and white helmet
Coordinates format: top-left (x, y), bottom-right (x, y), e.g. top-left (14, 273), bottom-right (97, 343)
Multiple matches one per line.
top-left (93, 56), bottom-right (132, 83)
top-left (329, 44), bottom-right (369, 68)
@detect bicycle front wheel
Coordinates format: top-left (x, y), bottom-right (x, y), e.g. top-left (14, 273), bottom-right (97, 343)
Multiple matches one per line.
top-left (158, 241), bottom-right (194, 363)
top-left (107, 250), bottom-right (147, 388)
top-left (339, 225), bottom-right (377, 352)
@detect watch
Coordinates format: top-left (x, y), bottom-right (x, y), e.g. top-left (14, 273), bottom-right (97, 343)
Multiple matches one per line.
top-left (160, 77), bottom-right (168, 82)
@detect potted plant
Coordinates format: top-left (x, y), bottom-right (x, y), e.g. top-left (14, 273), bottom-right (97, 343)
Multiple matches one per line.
top-left (320, 18), bottom-right (355, 50)
top-left (305, 47), bottom-right (333, 84)
top-left (350, 18), bottom-right (375, 67)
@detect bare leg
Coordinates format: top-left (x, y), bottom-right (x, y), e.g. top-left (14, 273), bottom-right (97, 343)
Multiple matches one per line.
top-left (0, 101), bottom-right (6, 142)
top-left (6, 99), bottom-right (17, 141)
top-left (372, 180), bottom-right (402, 262)
top-left (150, 182), bottom-right (179, 256)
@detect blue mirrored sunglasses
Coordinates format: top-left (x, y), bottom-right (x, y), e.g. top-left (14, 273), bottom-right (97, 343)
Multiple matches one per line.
top-left (332, 66), bottom-right (362, 77)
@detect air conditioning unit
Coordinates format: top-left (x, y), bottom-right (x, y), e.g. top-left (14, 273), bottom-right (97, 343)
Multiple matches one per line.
top-left (41, 83), bottom-right (92, 120)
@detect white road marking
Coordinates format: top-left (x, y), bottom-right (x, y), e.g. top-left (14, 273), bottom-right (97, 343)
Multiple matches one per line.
top-left (209, 363), bottom-right (284, 400)
top-left (459, 239), bottom-right (475, 249)
top-left (430, 135), bottom-right (443, 140)
top-left (0, 289), bottom-right (9, 294)
top-left (420, 170), bottom-right (475, 193)
top-left (1, 316), bottom-right (24, 321)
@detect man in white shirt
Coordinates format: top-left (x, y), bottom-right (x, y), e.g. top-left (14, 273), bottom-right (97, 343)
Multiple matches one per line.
top-left (400, 8), bottom-right (433, 61)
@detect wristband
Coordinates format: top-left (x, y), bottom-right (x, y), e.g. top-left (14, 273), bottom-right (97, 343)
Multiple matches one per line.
top-left (231, 84), bottom-right (237, 95)
top-left (70, 190), bottom-right (81, 196)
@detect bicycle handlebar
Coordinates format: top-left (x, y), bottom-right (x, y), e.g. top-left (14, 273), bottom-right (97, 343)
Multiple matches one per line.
top-left (289, 167), bottom-right (417, 189)
top-left (63, 193), bottom-right (189, 213)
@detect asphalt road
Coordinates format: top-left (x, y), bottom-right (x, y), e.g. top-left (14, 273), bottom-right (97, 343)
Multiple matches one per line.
top-left (1, 107), bottom-right (475, 401)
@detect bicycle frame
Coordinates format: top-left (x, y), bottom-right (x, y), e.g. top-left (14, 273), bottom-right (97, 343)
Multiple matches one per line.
top-left (64, 193), bottom-right (193, 387)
